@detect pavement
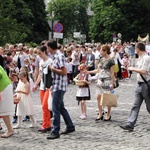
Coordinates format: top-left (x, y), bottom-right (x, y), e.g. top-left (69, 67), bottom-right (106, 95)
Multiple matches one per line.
top-left (1, 72), bottom-right (150, 150)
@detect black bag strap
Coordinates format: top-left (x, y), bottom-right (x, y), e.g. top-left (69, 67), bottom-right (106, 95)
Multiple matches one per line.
top-left (140, 74), bottom-right (148, 84)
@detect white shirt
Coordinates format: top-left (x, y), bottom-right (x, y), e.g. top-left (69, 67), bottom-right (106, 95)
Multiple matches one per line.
top-left (39, 58), bottom-right (53, 90)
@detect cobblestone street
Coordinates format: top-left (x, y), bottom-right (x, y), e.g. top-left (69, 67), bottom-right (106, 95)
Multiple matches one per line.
top-left (1, 73), bottom-right (150, 150)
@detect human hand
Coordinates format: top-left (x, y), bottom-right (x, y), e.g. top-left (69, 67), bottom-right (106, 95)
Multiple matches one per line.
top-left (32, 86), bottom-right (37, 92)
top-left (128, 67), bottom-right (134, 71)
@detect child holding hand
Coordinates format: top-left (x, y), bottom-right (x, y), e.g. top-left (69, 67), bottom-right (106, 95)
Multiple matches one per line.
top-left (13, 72), bottom-right (36, 129)
top-left (73, 64), bottom-right (91, 120)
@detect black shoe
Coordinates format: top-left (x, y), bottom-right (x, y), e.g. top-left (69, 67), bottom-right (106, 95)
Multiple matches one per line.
top-left (120, 124), bottom-right (134, 132)
top-left (104, 116), bottom-right (111, 121)
top-left (61, 128), bottom-right (75, 135)
top-left (95, 115), bottom-right (103, 121)
top-left (22, 116), bottom-right (30, 122)
top-left (47, 132), bottom-right (60, 140)
top-left (12, 118), bottom-right (17, 124)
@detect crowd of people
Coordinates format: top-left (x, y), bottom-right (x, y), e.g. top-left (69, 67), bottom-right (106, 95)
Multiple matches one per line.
top-left (0, 39), bottom-right (150, 139)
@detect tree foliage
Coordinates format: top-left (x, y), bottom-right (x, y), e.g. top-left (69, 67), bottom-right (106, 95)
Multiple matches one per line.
top-left (0, 0), bottom-right (49, 46)
top-left (90, 0), bottom-right (150, 43)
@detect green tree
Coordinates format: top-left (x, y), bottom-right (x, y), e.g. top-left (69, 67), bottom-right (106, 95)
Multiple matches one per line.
top-left (90, 0), bottom-right (150, 43)
top-left (0, 0), bottom-right (49, 45)
top-left (48, 0), bottom-right (91, 42)
top-left (0, 0), bottom-right (29, 45)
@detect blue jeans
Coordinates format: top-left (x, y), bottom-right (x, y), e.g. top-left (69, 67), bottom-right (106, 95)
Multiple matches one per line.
top-left (52, 90), bottom-right (74, 133)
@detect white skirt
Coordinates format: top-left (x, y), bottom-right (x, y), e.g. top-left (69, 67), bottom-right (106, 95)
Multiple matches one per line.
top-left (16, 93), bottom-right (35, 116)
top-left (0, 84), bottom-right (14, 116)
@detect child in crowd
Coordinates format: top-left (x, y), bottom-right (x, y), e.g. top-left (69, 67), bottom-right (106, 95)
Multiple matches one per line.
top-left (65, 58), bottom-right (73, 84)
top-left (121, 53), bottom-right (130, 80)
top-left (13, 71), bottom-right (36, 129)
top-left (12, 66), bottom-right (34, 123)
top-left (24, 58), bottom-right (33, 79)
top-left (73, 64), bottom-right (91, 120)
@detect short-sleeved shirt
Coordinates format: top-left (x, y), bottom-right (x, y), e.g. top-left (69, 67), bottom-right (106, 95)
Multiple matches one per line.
top-left (137, 53), bottom-right (150, 82)
top-left (98, 58), bottom-right (115, 79)
top-left (52, 51), bottom-right (67, 92)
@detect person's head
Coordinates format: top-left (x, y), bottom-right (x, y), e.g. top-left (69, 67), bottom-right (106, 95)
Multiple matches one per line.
top-left (37, 45), bottom-right (47, 59)
top-left (9, 45), bottom-right (14, 52)
top-left (29, 48), bottom-right (34, 55)
top-left (100, 45), bottom-right (111, 56)
top-left (113, 48), bottom-right (118, 53)
top-left (19, 71), bottom-right (29, 83)
top-left (88, 48), bottom-right (92, 54)
top-left (135, 42), bottom-right (145, 55)
top-left (57, 43), bottom-right (64, 53)
top-left (20, 66), bottom-right (29, 72)
top-left (123, 53), bottom-right (128, 58)
top-left (24, 58), bottom-right (30, 65)
top-left (47, 39), bottom-right (57, 54)
top-left (65, 57), bottom-right (70, 63)
top-left (78, 63), bottom-right (87, 72)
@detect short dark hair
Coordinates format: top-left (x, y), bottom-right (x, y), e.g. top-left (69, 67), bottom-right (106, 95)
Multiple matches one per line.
top-left (47, 39), bottom-right (57, 50)
top-left (38, 45), bottom-right (47, 52)
top-left (136, 42), bottom-right (145, 51)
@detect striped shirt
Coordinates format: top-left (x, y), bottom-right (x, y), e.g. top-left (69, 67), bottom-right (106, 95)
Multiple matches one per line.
top-left (52, 50), bottom-right (67, 92)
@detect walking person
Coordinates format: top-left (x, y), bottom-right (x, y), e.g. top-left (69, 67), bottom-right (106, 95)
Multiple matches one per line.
top-left (47, 39), bottom-right (75, 140)
top-left (88, 45), bottom-right (115, 121)
top-left (33, 45), bottom-right (53, 132)
top-left (120, 42), bottom-right (150, 131)
top-left (0, 65), bottom-right (14, 138)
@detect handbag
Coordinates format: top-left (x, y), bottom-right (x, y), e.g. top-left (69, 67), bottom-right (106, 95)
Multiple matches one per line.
top-left (140, 74), bottom-right (150, 97)
top-left (100, 92), bottom-right (119, 107)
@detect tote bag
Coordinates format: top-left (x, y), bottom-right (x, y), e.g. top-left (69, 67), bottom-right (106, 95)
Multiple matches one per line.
top-left (100, 92), bottom-right (119, 107)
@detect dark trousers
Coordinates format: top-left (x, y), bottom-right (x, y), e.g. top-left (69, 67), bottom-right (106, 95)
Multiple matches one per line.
top-left (51, 90), bottom-right (74, 133)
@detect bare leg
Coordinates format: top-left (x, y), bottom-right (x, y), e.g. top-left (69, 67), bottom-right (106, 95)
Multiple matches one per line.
top-left (105, 106), bottom-right (111, 119)
top-left (29, 115), bottom-right (37, 127)
top-left (81, 100), bottom-right (86, 116)
top-left (81, 101), bottom-right (84, 115)
top-left (13, 116), bottom-right (22, 129)
top-left (97, 94), bottom-right (103, 118)
top-left (1, 116), bottom-right (14, 138)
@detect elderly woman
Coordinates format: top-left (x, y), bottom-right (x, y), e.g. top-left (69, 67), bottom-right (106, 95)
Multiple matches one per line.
top-left (88, 45), bottom-right (115, 121)
top-left (0, 65), bottom-right (14, 138)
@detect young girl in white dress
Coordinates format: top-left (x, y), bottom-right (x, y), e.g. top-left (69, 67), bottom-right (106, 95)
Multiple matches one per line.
top-left (13, 72), bottom-right (36, 129)
top-left (74, 64), bottom-right (91, 119)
